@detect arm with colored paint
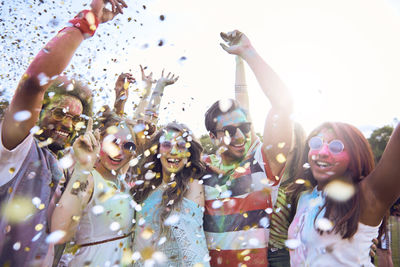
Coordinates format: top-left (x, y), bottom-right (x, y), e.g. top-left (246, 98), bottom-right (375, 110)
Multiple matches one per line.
top-left (1, 0), bottom-right (127, 150)
top-left (133, 65), bottom-right (156, 119)
top-left (362, 123), bottom-right (400, 225)
top-left (114, 73), bottom-right (136, 116)
top-left (220, 30), bottom-right (293, 177)
top-left (50, 119), bottom-right (100, 243)
top-left (145, 69), bottom-right (179, 125)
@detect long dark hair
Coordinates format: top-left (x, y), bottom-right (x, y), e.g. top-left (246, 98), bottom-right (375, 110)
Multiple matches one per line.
top-left (131, 122), bottom-right (205, 234)
top-left (288, 122), bottom-right (375, 239)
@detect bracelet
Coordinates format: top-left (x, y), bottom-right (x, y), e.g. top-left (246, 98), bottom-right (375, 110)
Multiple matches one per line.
top-left (59, 10), bottom-right (99, 39)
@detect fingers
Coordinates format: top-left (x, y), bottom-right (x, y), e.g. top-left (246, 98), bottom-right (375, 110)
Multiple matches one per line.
top-left (161, 69), bottom-right (165, 77)
top-left (220, 32), bottom-right (229, 42)
top-left (220, 42), bottom-right (230, 53)
top-left (86, 117), bottom-right (93, 133)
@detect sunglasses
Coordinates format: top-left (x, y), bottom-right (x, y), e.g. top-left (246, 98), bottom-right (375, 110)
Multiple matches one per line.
top-left (216, 122), bottom-right (251, 137)
top-left (51, 107), bottom-right (84, 126)
top-left (308, 136), bottom-right (344, 154)
top-left (160, 140), bottom-right (188, 152)
top-left (112, 138), bottom-right (136, 154)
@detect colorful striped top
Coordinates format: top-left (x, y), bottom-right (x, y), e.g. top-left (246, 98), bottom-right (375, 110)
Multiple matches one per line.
top-left (203, 141), bottom-right (282, 266)
top-left (268, 187), bottom-right (292, 250)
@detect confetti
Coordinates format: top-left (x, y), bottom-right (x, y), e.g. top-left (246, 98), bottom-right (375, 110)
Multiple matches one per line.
top-left (285, 239), bottom-right (301, 249)
top-left (164, 214), bottom-right (180, 225)
top-left (316, 217), bottom-right (334, 231)
top-left (13, 110), bottom-right (31, 122)
top-left (324, 180), bottom-right (355, 202)
top-left (45, 230), bottom-right (66, 243)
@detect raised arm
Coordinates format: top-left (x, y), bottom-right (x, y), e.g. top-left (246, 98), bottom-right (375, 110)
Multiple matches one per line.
top-left (362, 123), bottom-right (400, 225)
top-left (50, 119), bottom-right (100, 243)
top-left (133, 65), bottom-right (156, 119)
top-left (145, 70), bottom-right (179, 125)
top-left (113, 73), bottom-right (135, 116)
top-left (1, 0), bottom-right (126, 150)
top-left (220, 30), bottom-right (293, 177)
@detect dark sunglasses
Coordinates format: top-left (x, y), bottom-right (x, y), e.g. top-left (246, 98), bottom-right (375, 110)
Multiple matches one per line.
top-left (216, 122), bottom-right (251, 137)
top-left (51, 107), bottom-right (84, 126)
top-left (308, 136), bottom-right (344, 154)
top-left (112, 138), bottom-right (136, 153)
top-left (160, 140), bottom-right (188, 152)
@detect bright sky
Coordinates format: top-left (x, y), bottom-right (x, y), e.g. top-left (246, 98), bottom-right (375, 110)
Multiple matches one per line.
top-left (1, 0), bottom-right (400, 137)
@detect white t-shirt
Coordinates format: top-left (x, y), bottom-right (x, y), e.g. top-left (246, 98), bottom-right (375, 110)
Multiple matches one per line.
top-left (0, 123), bottom-right (34, 186)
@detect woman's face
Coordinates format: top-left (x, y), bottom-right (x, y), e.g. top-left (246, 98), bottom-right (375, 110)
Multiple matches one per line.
top-left (159, 130), bottom-right (190, 175)
top-left (308, 128), bottom-right (350, 187)
top-left (99, 126), bottom-right (136, 172)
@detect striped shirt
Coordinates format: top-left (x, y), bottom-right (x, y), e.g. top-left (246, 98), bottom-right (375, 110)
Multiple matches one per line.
top-left (203, 141), bottom-right (281, 266)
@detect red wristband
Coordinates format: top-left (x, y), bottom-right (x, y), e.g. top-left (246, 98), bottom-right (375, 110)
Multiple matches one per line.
top-left (59, 10), bottom-right (100, 39)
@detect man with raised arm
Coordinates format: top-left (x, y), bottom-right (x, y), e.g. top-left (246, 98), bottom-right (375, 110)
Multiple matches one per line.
top-left (203, 30), bottom-right (293, 266)
top-left (0, 1), bottom-right (127, 266)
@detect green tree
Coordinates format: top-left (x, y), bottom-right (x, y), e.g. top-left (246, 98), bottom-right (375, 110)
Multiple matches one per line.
top-left (368, 125), bottom-right (394, 163)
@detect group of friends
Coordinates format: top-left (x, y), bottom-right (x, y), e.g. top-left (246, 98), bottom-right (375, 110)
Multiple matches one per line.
top-left (1, 0), bottom-right (400, 266)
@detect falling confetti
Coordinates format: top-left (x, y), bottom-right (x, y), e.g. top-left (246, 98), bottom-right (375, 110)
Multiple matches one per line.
top-left (13, 110), bottom-right (32, 122)
top-left (324, 179), bottom-right (355, 202)
top-left (45, 230), bottom-right (66, 243)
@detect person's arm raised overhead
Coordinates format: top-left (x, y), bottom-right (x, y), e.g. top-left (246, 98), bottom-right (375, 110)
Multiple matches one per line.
top-left (133, 65), bottom-right (156, 119)
top-left (145, 69), bottom-right (179, 125)
top-left (113, 72), bottom-right (136, 116)
top-left (220, 30), bottom-right (293, 177)
top-left (2, 0), bottom-right (127, 150)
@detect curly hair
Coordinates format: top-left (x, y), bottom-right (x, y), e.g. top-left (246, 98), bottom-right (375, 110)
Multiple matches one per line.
top-left (131, 122), bottom-right (205, 235)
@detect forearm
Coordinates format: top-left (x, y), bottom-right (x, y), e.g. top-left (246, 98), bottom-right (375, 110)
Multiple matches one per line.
top-left (145, 82), bottom-right (165, 123)
top-left (235, 56), bottom-right (250, 112)
top-left (241, 47), bottom-right (292, 113)
top-left (51, 167), bottom-right (92, 243)
top-left (134, 83), bottom-right (153, 119)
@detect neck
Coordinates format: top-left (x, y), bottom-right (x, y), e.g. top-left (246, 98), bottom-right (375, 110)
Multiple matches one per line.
top-left (162, 168), bottom-right (171, 184)
top-left (95, 161), bottom-right (117, 181)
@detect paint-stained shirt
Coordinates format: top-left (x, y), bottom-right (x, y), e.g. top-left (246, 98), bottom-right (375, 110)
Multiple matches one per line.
top-left (203, 140), bottom-right (282, 266)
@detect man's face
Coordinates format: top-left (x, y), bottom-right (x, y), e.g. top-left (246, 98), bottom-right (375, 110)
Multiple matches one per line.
top-left (213, 108), bottom-right (251, 163)
top-left (38, 95), bottom-right (83, 152)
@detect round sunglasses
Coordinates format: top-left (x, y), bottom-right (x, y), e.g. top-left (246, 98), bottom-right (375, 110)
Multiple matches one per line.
top-left (308, 136), bottom-right (344, 154)
top-left (112, 138), bottom-right (136, 154)
top-left (51, 107), bottom-right (84, 126)
top-left (160, 140), bottom-right (188, 152)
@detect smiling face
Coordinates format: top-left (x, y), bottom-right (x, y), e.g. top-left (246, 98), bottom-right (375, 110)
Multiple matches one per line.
top-left (214, 108), bottom-right (251, 163)
top-left (99, 126), bottom-right (135, 173)
top-left (38, 95), bottom-right (83, 152)
top-left (159, 130), bottom-right (189, 176)
top-left (308, 128), bottom-right (351, 188)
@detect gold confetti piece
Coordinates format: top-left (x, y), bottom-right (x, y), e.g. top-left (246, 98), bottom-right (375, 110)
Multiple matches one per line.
top-left (72, 215), bottom-right (80, 222)
top-left (235, 167), bottom-right (246, 173)
top-left (35, 224), bottom-right (44, 231)
top-left (244, 256), bottom-right (251, 261)
top-left (240, 249), bottom-right (251, 256)
top-left (2, 197), bottom-right (36, 223)
top-left (72, 181), bottom-right (80, 189)
top-left (38, 203), bottom-right (45, 210)
top-left (141, 228), bottom-right (154, 240)
top-left (276, 153), bottom-right (286, 163)
top-left (24, 247), bottom-right (30, 252)
top-left (185, 142), bottom-right (191, 148)
top-left (295, 179), bottom-right (305, 184)
top-left (243, 213), bottom-right (248, 218)
top-left (144, 150), bottom-right (151, 157)
top-left (324, 180), bottom-right (355, 202)
top-left (193, 264), bottom-right (204, 267)
top-left (277, 142), bottom-right (286, 149)
top-left (106, 126), bottom-right (118, 135)
top-left (8, 187), bottom-right (13, 194)
top-left (9, 167), bottom-right (15, 174)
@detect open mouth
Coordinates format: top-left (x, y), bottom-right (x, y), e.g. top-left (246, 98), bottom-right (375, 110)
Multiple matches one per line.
top-left (315, 161), bottom-right (333, 168)
top-left (108, 155), bottom-right (123, 164)
top-left (166, 158), bottom-right (183, 168)
top-left (54, 130), bottom-right (69, 138)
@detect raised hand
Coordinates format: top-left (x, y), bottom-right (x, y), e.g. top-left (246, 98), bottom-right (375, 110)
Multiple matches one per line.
top-left (91, 0), bottom-right (128, 24)
top-left (157, 69), bottom-right (179, 87)
top-left (220, 30), bottom-right (252, 56)
top-left (72, 118), bottom-right (100, 170)
top-left (140, 65), bottom-right (157, 89)
top-left (115, 73), bottom-right (135, 99)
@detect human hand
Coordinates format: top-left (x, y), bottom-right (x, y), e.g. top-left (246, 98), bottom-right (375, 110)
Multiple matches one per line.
top-left (369, 238), bottom-right (378, 257)
top-left (140, 65), bottom-right (157, 89)
top-left (90, 0), bottom-right (128, 24)
top-left (220, 30), bottom-right (253, 56)
top-left (115, 73), bottom-right (135, 99)
top-left (156, 69), bottom-right (179, 87)
top-left (72, 118), bottom-right (100, 170)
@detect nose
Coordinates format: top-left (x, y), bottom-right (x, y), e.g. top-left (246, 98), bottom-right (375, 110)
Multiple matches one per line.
top-left (317, 143), bottom-right (330, 157)
top-left (234, 128), bottom-right (245, 139)
top-left (170, 145), bottom-right (179, 155)
top-left (61, 116), bottom-right (73, 129)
